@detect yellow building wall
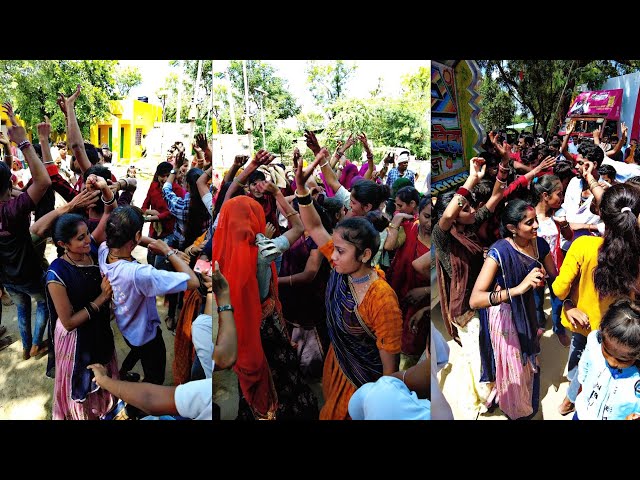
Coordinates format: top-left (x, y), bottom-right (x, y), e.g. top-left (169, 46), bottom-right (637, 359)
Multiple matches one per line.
top-left (90, 99), bottom-right (162, 163)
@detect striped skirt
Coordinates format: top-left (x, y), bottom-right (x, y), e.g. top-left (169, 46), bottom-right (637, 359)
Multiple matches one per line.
top-left (52, 318), bottom-right (119, 420)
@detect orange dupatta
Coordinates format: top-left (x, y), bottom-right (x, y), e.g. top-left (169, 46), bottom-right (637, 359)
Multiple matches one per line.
top-left (211, 196), bottom-right (278, 417)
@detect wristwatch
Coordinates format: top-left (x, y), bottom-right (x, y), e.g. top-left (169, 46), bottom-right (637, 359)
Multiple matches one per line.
top-left (217, 304), bottom-right (234, 313)
top-left (170, 169), bottom-right (176, 175)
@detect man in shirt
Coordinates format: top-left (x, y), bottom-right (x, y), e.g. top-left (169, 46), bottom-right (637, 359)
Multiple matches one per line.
top-left (385, 151), bottom-right (416, 187)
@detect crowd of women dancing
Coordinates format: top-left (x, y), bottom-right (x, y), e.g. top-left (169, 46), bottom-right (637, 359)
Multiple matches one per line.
top-left (433, 124), bottom-right (640, 420)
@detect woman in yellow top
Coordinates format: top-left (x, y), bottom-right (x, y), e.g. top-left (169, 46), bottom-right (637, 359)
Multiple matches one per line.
top-left (295, 147), bottom-right (402, 420)
top-left (552, 181), bottom-right (640, 415)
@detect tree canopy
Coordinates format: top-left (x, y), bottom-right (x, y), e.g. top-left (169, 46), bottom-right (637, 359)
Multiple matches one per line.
top-left (0, 60), bottom-right (141, 140)
top-left (478, 60), bottom-right (640, 137)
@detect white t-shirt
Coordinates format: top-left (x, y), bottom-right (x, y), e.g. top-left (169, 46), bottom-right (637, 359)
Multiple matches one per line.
top-left (175, 379), bottom-right (212, 420)
top-left (192, 314), bottom-right (213, 378)
top-left (536, 216), bottom-right (560, 270)
top-left (202, 191), bottom-right (213, 217)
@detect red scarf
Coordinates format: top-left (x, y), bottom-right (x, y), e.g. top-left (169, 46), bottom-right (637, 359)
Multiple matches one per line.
top-left (211, 196), bottom-right (279, 417)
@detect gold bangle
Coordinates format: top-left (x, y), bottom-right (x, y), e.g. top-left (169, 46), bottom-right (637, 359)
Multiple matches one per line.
top-left (285, 211), bottom-right (299, 218)
top-left (234, 178), bottom-right (246, 187)
top-left (298, 203), bottom-right (314, 208)
top-left (388, 224), bottom-right (400, 230)
top-left (319, 161), bottom-right (329, 168)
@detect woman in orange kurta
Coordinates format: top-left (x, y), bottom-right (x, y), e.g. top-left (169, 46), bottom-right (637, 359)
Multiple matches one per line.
top-left (296, 149), bottom-right (402, 420)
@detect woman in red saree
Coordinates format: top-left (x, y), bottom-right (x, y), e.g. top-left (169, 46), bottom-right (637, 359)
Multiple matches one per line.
top-left (388, 196), bottom-right (429, 369)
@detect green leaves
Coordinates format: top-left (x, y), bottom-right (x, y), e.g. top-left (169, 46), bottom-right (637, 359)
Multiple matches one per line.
top-left (0, 60), bottom-right (127, 140)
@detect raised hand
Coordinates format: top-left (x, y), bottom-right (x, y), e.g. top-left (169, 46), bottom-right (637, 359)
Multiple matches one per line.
top-left (566, 120), bottom-right (575, 136)
top-left (211, 261), bottom-right (230, 299)
top-left (304, 130), bottom-right (321, 155)
top-left (489, 131), bottom-right (509, 158)
top-left (469, 157), bottom-right (487, 180)
top-left (67, 188), bottom-right (100, 211)
top-left (194, 133), bottom-right (208, 151)
top-left (357, 132), bottom-right (371, 153)
top-left (534, 155), bottom-right (556, 173)
top-left (296, 148), bottom-right (328, 190)
top-left (621, 122), bottom-right (629, 138)
top-left (255, 179), bottom-right (279, 196)
top-left (292, 147), bottom-right (301, 170)
top-left (343, 133), bottom-right (356, 151)
top-left (3, 102), bottom-right (19, 128)
top-left (251, 149), bottom-right (276, 167)
top-left (234, 154), bottom-right (249, 168)
top-left (37, 116), bottom-right (52, 140)
top-left (0, 132), bottom-right (9, 147)
top-left (57, 84), bottom-right (82, 117)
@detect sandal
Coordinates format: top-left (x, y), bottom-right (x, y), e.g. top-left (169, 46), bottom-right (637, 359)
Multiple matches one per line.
top-left (558, 399), bottom-right (575, 416)
top-left (0, 335), bottom-right (14, 352)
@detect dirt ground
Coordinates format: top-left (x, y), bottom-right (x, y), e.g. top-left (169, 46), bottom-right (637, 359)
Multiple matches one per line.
top-left (0, 162), bottom-right (179, 420)
top-left (433, 289), bottom-right (573, 420)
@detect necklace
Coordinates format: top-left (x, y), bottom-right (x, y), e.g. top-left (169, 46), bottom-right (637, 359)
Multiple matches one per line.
top-left (108, 251), bottom-right (134, 261)
top-left (349, 273), bottom-right (371, 284)
top-left (65, 252), bottom-right (89, 267)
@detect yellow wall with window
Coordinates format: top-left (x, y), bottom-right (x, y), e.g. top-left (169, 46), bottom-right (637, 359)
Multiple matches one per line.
top-left (90, 99), bottom-right (162, 163)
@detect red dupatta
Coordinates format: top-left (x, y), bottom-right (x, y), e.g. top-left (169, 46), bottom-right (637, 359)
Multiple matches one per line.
top-left (211, 196), bottom-right (278, 418)
top-left (388, 221), bottom-right (429, 355)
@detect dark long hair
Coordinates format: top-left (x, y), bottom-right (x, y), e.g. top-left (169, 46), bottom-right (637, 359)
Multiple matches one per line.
top-left (351, 180), bottom-right (390, 213)
top-left (594, 183), bottom-right (640, 298)
top-left (184, 168), bottom-right (210, 247)
top-left (529, 174), bottom-right (560, 206)
top-left (500, 198), bottom-right (534, 238)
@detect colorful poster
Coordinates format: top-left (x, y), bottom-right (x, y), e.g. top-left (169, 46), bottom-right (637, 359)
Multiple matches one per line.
top-left (431, 62), bottom-right (465, 194)
top-left (567, 89), bottom-right (623, 119)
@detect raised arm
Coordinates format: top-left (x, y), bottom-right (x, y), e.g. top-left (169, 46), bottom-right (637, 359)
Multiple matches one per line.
top-left (295, 148), bottom-right (331, 249)
top-left (4, 103), bottom-right (51, 204)
top-left (384, 212), bottom-right (414, 251)
top-left (224, 149), bottom-right (275, 203)
top-left (57, 85), bottom-right (91, 174)
top-left (223, 154), bottom-right (248, 184)
top-left (211, 261), bottom-right (237, 370)
top-left (256, 180), bottom-right (304, 247)
top-left (359, 132), bottom-right (375, 180)
top-left (307, 130), bottom-right (341, 194)
top-left (277, 248), bottom-right (324, 287)
top-left (0, 132), bottom-right (12, 168)
top-left (438, 158), bottom-right (485, 232)
top-left (605, 122), bottom-right (627, 158)
top-left (582, 160), bottom-right (605, 207)
top-left (197, 165), bottom-right (212, 199)
top-left (85, 174), bottom-right (116, 245)
top-left (37, 116), bottom-right (54, 164)
top-left (30, 189), bottom-right (100, 237)
top-left (561, 121), bottom-right (576, 159)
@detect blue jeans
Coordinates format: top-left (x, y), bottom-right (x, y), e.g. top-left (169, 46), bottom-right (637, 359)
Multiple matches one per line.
top-left (533, 285), bottom-right (566, 335)
top-left (566, 332), bottom-right (587, 402)
top-left (4, 281), bottom-right (48, 350)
